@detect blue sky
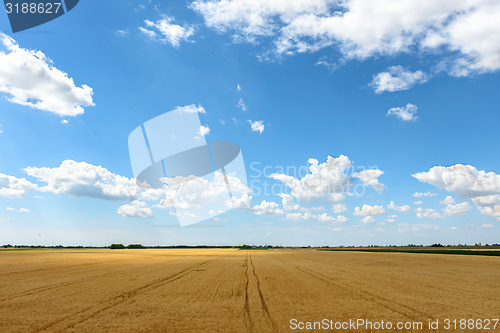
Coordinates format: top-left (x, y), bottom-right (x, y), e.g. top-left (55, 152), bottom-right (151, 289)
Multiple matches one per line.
top-left (1, 0), bottom-right (500, 246)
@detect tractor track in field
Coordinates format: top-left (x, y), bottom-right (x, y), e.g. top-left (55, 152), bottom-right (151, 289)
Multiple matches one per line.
top-left (249, 254), bottom-right (278, 333)
top-left (284, 253), bottom-right (487, 317)
top-left (272, 254), bottom-right (433, 323)
top-left (243, 253), bottom-right (253, 332)
top-left (33, 258), bottom-right (219, 333)
top-left (0, 258), bottom-right (188, 302)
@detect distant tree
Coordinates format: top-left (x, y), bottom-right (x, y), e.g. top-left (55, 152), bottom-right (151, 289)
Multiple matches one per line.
top-left (110, 243), bottom-right (125, 249)
top-left (431, 243), bottom-right (444, 247)
top-left (127, 244), bottom-right (145, 249)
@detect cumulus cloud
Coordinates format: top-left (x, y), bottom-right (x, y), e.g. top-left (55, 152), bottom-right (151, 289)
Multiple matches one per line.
top-left (237, 84), bottom-right (241, 91)
top-left (415, 207), bottom-right (444, 219)
top-left (279, 193), bottom-right (307, 211)
top-left (439, 196), bottom-right (455, 205)
top-left (387, 201), bottom-right (411, 213)
top-left (385, 218), bottom-right (395, 223)
top-left (270, 155), bottom-right (351, 204)
top-left (472, 195), bottom-right (500, 208)
top-left (354, 204), bottom-right (386, 216)
top-left (443, 202), bottom-right (472, 217)
top-left (253, 200), bottom-right (284, 216)
top-left (332, 203), bottom-right (348, 213)
top-left (413, 164), bottom-right (500, 199)
top-left (237, 98), bottom-right (247, 111)
top-left (0, 174), bottom-right (37, 199)
top-left (190, 0), bottom-right (500, 75)
top-left (284, 211), bottom-right (347, 224)
top-left (174, 104), bottom-right (206, 114)
top-left (248, 120), bottom-right (264, 133)
top-left (387, 103), bottom-right (418, 121)
top-left (0, 32), bottom-right (94, 116)
top-left (413, 200), bottom-right (423, 205)
top-left (371, 66), bottom-right (429, 93)
top-left (476, 205), bottom-right (500, 219)
top-left (413, 192), bottom-right (437, 197)
top-left (360, 216), bottom-right (376, 224)
top-left (139, 15), bottom-right (195, 47)
top-left (117, 200), bottom-right (154, 218)
top-left (352, 169), bottom-right (385, 193)
top-left (23, 160), bottom-right (138, 201)
top-left (226, 194), bottom-right (284, 216)
top-left (199, 125), bottom-right (210, 136)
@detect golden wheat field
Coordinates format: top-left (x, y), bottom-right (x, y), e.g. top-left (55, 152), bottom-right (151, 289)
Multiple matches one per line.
top-left (0, 249), bottom-right (498, 333)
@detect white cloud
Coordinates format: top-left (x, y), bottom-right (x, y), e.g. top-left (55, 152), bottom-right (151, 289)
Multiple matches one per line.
top-left (253, 200), bottom-right (284, 216)
top-left (174, 104), bottom-right (206, 114)
top-left (388, 215), bottom-right (398, 218)
top-left (227, 194), bottom-right (284, 216)
top-left (269, 155), bottom-right (352, 204)
top-left (371, 66), bottom-right (429, 93)
top-left (476, 205), bottom-right (500, 219)
top-left (190, 0), bottom-right (500, 75)
top-left (413, 200), bottom-right (423, 205)
top-left (116, 29), bottom-right (129, 37)
top-left (414, 207), bottom-right (444, 219)
top-left (360, 216), bottom-right (376, 224)
top-left (237, 84), bottom-right (241, 91)
top-left (140, 15), bottom-right (195, 47)
top-left (199, 125), bottom-right (210, 136)
top-left (226, 194), bottom-right (254, 211)
top-left (0, 32), bottom-right (94, 116)
top-left (209, 209), bottom-right (226, 215)
top-left (439, 196), bottom-right (455, 205)
top-left (219, 119), bottom-right (225, 125)
top-left (0, 173), bottom-right (37, 199)
top-left (117, 200), bottom-right (154, 218)
top-left (413, 164), bottom-right (500, 199)
top-left (279, 193), bottom-right (307, 211)
top-left (284, 211), bottom-right (347, 224)
top-left (387, 201), bottom-right (411, 213)
top-left (352, 169), bottom-right (385, 193)
top-left (387, 103), bottom-right (418, 122)
top-left (482, 224), bottom-right (493, 228)
top-left (7, 207), bottom-right (29, 213)
top-left (385, 218), bottom-right (395, 223)
top-left (61, 119), bottom-right (69, 124)
top-left (471, 194), bottom-right (500, 208)
top-left (24, 160), bottom-right (138, 201)
top-left (332, 203), bottom-right (348, 213)
top-left (248, 120), bottom-right (264, 133)
top-left (237, 98), bottom-right (247, 111)
top-left (443, 202), bottom-right (472, 217)
top-left (353, 204), bottom-right (386, 216)
top-left (413, 192), bottom-right (437, 197)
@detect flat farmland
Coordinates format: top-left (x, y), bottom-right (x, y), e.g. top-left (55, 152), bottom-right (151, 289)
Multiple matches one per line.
top-left (0, 249), bottom-right (498, 332)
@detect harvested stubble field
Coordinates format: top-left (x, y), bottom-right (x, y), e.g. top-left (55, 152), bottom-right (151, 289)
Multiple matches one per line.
top-left (0, 249), bottom-right (498, 333)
